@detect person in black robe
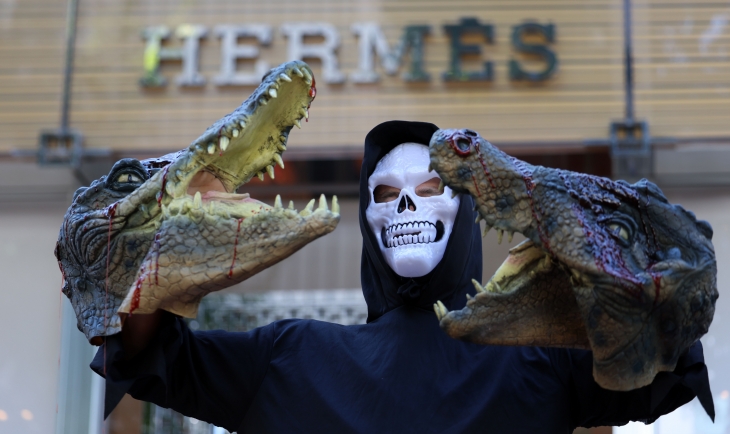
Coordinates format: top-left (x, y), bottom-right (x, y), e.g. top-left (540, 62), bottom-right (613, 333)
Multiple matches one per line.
top-left (93, 120), bottom-right (714, 433)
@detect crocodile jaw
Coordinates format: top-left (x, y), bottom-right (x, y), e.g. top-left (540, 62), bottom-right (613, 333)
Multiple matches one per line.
top-left (430, 128), bottom-right (717, 391)
top-left (56, 61), bottom-right (341, 343)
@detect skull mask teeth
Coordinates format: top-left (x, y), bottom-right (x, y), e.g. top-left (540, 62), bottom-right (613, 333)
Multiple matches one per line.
top-left (366, 143), bottom-right (460, 278)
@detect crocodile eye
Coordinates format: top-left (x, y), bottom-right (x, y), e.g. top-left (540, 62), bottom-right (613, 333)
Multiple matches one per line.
top-left (106, 159), bottom-right (148, 193)
top-left (116, 173), bottom-right (142, 184)
top-left (608, 223), bottom-right (630, 242)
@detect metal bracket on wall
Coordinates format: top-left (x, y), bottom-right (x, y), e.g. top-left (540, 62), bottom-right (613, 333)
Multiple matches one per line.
top-left (35, 128), bottom-right (110, 185)
top-left (33, 0), bottom-right (113, 186)
top-left (38, 128), bottom-right (84, 167)
top-left (610, 119), bottom-right (651, 181)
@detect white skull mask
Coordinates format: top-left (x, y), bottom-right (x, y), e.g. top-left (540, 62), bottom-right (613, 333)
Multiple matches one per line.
top-left (366, 143), bottom-right (460, 278)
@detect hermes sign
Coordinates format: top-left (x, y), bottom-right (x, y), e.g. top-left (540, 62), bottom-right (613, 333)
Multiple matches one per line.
top-left (140, 17), bottom-right (557, 88)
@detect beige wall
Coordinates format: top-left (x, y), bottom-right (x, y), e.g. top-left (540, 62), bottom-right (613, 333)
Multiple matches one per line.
top-left (0, 203), bottom-right (69, 434)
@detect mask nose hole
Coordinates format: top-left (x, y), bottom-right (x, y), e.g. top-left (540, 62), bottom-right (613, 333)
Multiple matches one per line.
top-left (397, 195), bottom-right (417, 213)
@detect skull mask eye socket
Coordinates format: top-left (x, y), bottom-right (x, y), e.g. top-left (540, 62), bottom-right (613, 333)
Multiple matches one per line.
top-left (373, 177), bottom-right (443, 204)
top-left (105, 159), bottom-right (148, 193)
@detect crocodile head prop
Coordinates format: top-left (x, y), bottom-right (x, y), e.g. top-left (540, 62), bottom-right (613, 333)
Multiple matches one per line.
top-left (430, 128), bottom-right (717, 390)
top-left (55, 61), bottom-right (340, 344)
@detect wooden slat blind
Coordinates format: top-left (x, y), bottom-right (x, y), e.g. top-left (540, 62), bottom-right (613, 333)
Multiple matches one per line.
top-left (0, 0), bottom-right (727, 153)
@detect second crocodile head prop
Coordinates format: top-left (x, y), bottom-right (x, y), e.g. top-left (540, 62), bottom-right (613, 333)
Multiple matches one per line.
top-left (55, 61), bottom-right (340, 343)
top-left (430, 128), bottom-right (717, 391)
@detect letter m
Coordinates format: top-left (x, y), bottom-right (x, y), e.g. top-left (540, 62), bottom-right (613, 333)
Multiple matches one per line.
top-left (350, 23), bottom-right (430, 83)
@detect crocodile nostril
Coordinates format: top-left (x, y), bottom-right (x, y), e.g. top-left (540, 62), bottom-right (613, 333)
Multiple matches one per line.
top-left (464, 129), bottom-right (477, 137)
top-left (455, 138), bottom-right (471, 153)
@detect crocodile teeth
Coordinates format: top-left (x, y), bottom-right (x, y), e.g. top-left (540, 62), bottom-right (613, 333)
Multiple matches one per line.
top-left (279, 73), bottom-right (292, 82)
top-left (451, 190), bottom-right (458, 199)
top-left (292, 67), bottom-right (304, 77)
top-left (433, 300), bottom-right (448, 320)
top-left (302, 69), bottom-right (313, 85)
top-left (317, 194), bottom-right (328, 211)
top-left (492, 280), bottom-right (503, 293)
top-left (193, 191), bottom-right (203, 209)
top-left (428, 163), bottom-right (434, 173)
top-left (475, 214), bottom-right (483, 224)
top-left (472, 279), bottom-right (486, 294)
top-left (257, 172), bottom-right (265, 181)
top-left (231, 129), bottom-right (239, 138)
top-left (269, 88), bottom-right (278, 99)
top-left (294, 119), bottom-right (302, 129)
top-left (219, 136), bottom-right (230, 151)
top-left (266, 165), bottom-right (275, 179)
top-left (300, 108), bottom-right (308, 120)
top-left (300, 199), bottom-right (315, 217)
top-left (497, 229), bottom-right (504, 245)
top-left (277, 143), bottom-right (287, 152)
top-left (438, 180), bottom-right (445, 194)
top-left (482, 225), bottom-right (491, 237)
top-left (288, 200), bottom-right (295, 210)
top-left (331, 196), bottom-right (339, 214)
top-left (274, 154), bottom-right (285, 169)
top-left (274, 194), bottom-right (282, 209)
top-left (239, 120), bottom-right (246, 129)
top-left (507, 231), bottom-right (514, 243)
top-left (259, 97), bottom-right (267, 105)
top-left (207, 142), bottom-right (216, 155)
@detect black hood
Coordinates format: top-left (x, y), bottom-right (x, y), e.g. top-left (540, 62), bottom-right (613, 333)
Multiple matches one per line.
top-left (359, 120), bottom-right (483, 322)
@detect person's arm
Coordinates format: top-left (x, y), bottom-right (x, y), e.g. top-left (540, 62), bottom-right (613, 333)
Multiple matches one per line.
top-left (552, 341), bottom-right (714, 429)
top-left (119, 310), bottom-right (164, 360)
top-left (91, 311), bottom-right (275, 431)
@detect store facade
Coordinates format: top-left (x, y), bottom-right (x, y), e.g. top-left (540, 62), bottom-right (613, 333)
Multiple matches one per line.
top-left (1, 0), bottom-right (729, 433)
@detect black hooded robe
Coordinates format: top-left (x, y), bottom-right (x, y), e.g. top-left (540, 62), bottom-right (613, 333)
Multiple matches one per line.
top-left (92, 120), bottom-right (713, 434)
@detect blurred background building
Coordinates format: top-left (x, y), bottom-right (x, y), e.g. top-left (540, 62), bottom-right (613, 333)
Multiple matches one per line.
top-left (0, 0), bottom-right (729, 433)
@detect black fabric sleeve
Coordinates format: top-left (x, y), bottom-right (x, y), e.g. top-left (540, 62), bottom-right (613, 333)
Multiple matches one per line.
top-left (90, 312), bottom-right (275, 432)
top-left (552, 341), bottom-right (714, 429)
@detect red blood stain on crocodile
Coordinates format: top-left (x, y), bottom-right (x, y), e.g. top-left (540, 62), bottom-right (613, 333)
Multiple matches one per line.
top-left (572, 203), bottom-right (643, 299)
top-left (102, 201), bottom-right (118, 369)
top-left (446, 131), bottom-right (496, 189)
top-left (129, 273), bottom-right (143, 314)
top-left (474, 142), bottom-right (496, 189)
top-left (560, 172), bottom-right (660, 302)
top-left (228, 218), bottom-right (244, 278)
top-left (308, 76), bottom-right (316, 99)
top-left (104, 202), bottom-right (118, 324)
top-left (510, 158), bottom-right (555, 257)
top-left (471, 174), bottom-right (482, 197)
top-left (651, 271), bottom-right (662, 304)
top-left (153, 235), bottom-right (161, 285)
top-left (157, 165), bottom-right (170, 207)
